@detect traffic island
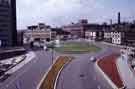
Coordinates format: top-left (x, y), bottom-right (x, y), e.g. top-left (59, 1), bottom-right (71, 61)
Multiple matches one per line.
top-left (37, 56), bottom-right (73, 89)
top-left (55, 42), bottom-right (101, 54)
top-left (96, 53), bottom-right (124, 89)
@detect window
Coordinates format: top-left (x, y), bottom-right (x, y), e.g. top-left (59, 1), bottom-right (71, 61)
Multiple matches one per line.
top-left (93, 32), bottom-right (96, 37)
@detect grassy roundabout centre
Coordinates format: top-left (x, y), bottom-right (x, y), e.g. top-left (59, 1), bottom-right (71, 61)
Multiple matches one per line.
top-left (55, 41), bottom-right (101, 53)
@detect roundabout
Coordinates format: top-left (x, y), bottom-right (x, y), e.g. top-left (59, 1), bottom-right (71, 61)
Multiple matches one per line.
top-left (54, 41), bottom-right (101, 54)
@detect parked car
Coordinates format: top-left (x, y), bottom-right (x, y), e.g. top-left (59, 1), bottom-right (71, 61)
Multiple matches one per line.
top-left (90, 56), bottom-right (97, 62)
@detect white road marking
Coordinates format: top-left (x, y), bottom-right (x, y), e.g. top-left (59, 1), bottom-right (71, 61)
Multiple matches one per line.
top-left (97, 85), bottom-right (101, 89)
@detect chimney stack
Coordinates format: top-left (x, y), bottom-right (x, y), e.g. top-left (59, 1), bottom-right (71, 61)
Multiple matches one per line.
top-left (118, 12), bottom-right (121, 24)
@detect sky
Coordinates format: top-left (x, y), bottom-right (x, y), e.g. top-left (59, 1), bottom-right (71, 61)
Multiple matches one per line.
top-left (16, 0), bottom-right (135, 29)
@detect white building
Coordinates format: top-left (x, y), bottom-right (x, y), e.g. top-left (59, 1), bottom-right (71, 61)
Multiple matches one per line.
top-left (111, 32), bottom-right (122, 45)
top-left (23, 24), bottom-right (56, 44)
top-left (104, 30), bottom-right (124, 45)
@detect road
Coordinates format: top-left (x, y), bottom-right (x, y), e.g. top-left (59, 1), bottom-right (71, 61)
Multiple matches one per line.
top-left (0, 42), bottom-right (121, 89)
top-left (56, 42), bottom-right (120, 89)
top-left (0, 50), bottom-right (56, 89)
top-left (117, 55), bottom-right (135, 89)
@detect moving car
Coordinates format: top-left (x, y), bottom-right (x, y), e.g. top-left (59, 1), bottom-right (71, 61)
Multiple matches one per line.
top-left (90, 56), bottom-right (97, 62)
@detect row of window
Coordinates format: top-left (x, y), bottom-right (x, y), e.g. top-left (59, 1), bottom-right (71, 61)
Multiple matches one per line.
top-left (0, 6), bottom-right (9, 10)
top-left (104, 32), bottom-right (122, 38)
top-left (0, 10), bottom-right (10, 15)
top-left (112, 38), bottom-right (121, 44)
top-left (0, 0), bottom-right (9, 5)
top-left (0, 24), bottom-right (10, 29)
top-left (85, 32), bottom-right (96, 37)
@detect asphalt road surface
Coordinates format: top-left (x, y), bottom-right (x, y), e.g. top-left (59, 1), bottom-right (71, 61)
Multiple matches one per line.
top-left (56, 42), bottom-right (120, 89)
top-left (0, 50), bottom-right (54, 89)
top-left (0, 42), bottom-right (121, 89)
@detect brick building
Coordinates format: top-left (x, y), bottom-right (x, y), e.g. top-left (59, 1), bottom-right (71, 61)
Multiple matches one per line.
top-left (63, 19), bottom-right (104, 40)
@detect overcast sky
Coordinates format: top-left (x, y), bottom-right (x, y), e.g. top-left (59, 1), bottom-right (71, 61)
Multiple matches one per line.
top-left (16, 0), bottom-right (135, 29)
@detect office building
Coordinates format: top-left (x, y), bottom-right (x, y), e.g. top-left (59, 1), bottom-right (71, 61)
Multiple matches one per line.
top-left (0, 0), bottom-right (17, 47)
top-left (23, 23), bottom-right (56, 44)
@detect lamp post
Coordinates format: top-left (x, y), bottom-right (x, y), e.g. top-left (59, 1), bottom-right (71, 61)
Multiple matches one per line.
top-left (50, 42), bottom-right (55, 64)
top-left (51, 46), bottom-right (54, 64)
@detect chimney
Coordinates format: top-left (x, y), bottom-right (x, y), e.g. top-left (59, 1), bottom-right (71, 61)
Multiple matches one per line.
top-left (110, 19), bottom-right (112, 25)
top-left (118, 12), bottom-right (121, 24)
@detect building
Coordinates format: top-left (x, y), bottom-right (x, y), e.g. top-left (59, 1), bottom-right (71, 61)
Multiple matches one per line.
top-left (85, 24), bottom-right (105, 41)
top-left (23, 23), bottom-right (56, 44)
top-left (122, 24), bottom-right (135, 46)
top-left (17, 30), bottom-right (25, 46)
top-left (63, 19), bottom-right (92, 38)
top-left (63, 19), bottom-right (104, 39)
top-left (85, 30), bottom-right (104, 41)
top-left (103, 28), bottom-right (112, 43)
top-left (111, 31), bottom-right (124, 45)
top-left (51, 28), bottom-right (71, 40)
top-left (103, 12), bottom-right (135, 46)
top-left (0, 0), bottom-right (17, 47)
top-left (103, 23), bottom-right (135, 46)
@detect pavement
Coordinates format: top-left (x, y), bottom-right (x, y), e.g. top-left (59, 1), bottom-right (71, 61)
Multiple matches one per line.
top-left (5, 51), bottom-right (35, 74)
top-left (0, 50), bottom-right (57, 89)
top-left (56, 42), bottom-right (120, 89)
top-left (117, 54), bottom-right (135, 89)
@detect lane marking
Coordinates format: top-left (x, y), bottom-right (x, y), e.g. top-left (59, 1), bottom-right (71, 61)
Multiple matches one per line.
top-left (97, 85), bottom-right (101, 89)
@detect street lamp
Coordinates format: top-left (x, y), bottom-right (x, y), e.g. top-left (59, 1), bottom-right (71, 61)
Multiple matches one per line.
top-left (51, 46), bottom-right (54, 64)
top-left (50, 39), bottom-right (60, 64)
top-left (50, 42), bottom-right (55, 64)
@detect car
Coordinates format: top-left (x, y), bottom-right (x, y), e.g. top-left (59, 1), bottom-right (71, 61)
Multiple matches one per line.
top-left (90, 56), bottom-right (97, 62)
top-left (43, 46), bottom-right (48, 51)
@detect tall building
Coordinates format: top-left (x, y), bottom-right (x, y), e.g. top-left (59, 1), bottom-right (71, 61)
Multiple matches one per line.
top-left (0, 0), bottom-right (17, 47)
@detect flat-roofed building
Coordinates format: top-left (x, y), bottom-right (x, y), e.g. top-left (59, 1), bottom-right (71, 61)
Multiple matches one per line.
top-left (23, 24), bottom-right (56, 44)
top-left (63, 19), bottom-right (104, 39)
top-left (62, 19), bottom-right (90, 38)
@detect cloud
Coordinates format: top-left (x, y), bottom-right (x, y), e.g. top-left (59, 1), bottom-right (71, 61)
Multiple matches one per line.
top-left (17, 0), bottom-right (105, 29)
top-left (17, 0), bottom-right (135, 29)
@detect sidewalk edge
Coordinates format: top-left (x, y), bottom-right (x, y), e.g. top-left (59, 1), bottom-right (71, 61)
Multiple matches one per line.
top-left (95, 60), bottom-right (118, 89)
top-left (116, 57), bottom-right (127, 89)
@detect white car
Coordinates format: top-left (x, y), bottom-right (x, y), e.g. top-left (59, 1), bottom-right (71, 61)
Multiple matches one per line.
top-left (43, 46), bottom-right (48, 50)
top-left (90, 56), bottom-right (97, 62)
